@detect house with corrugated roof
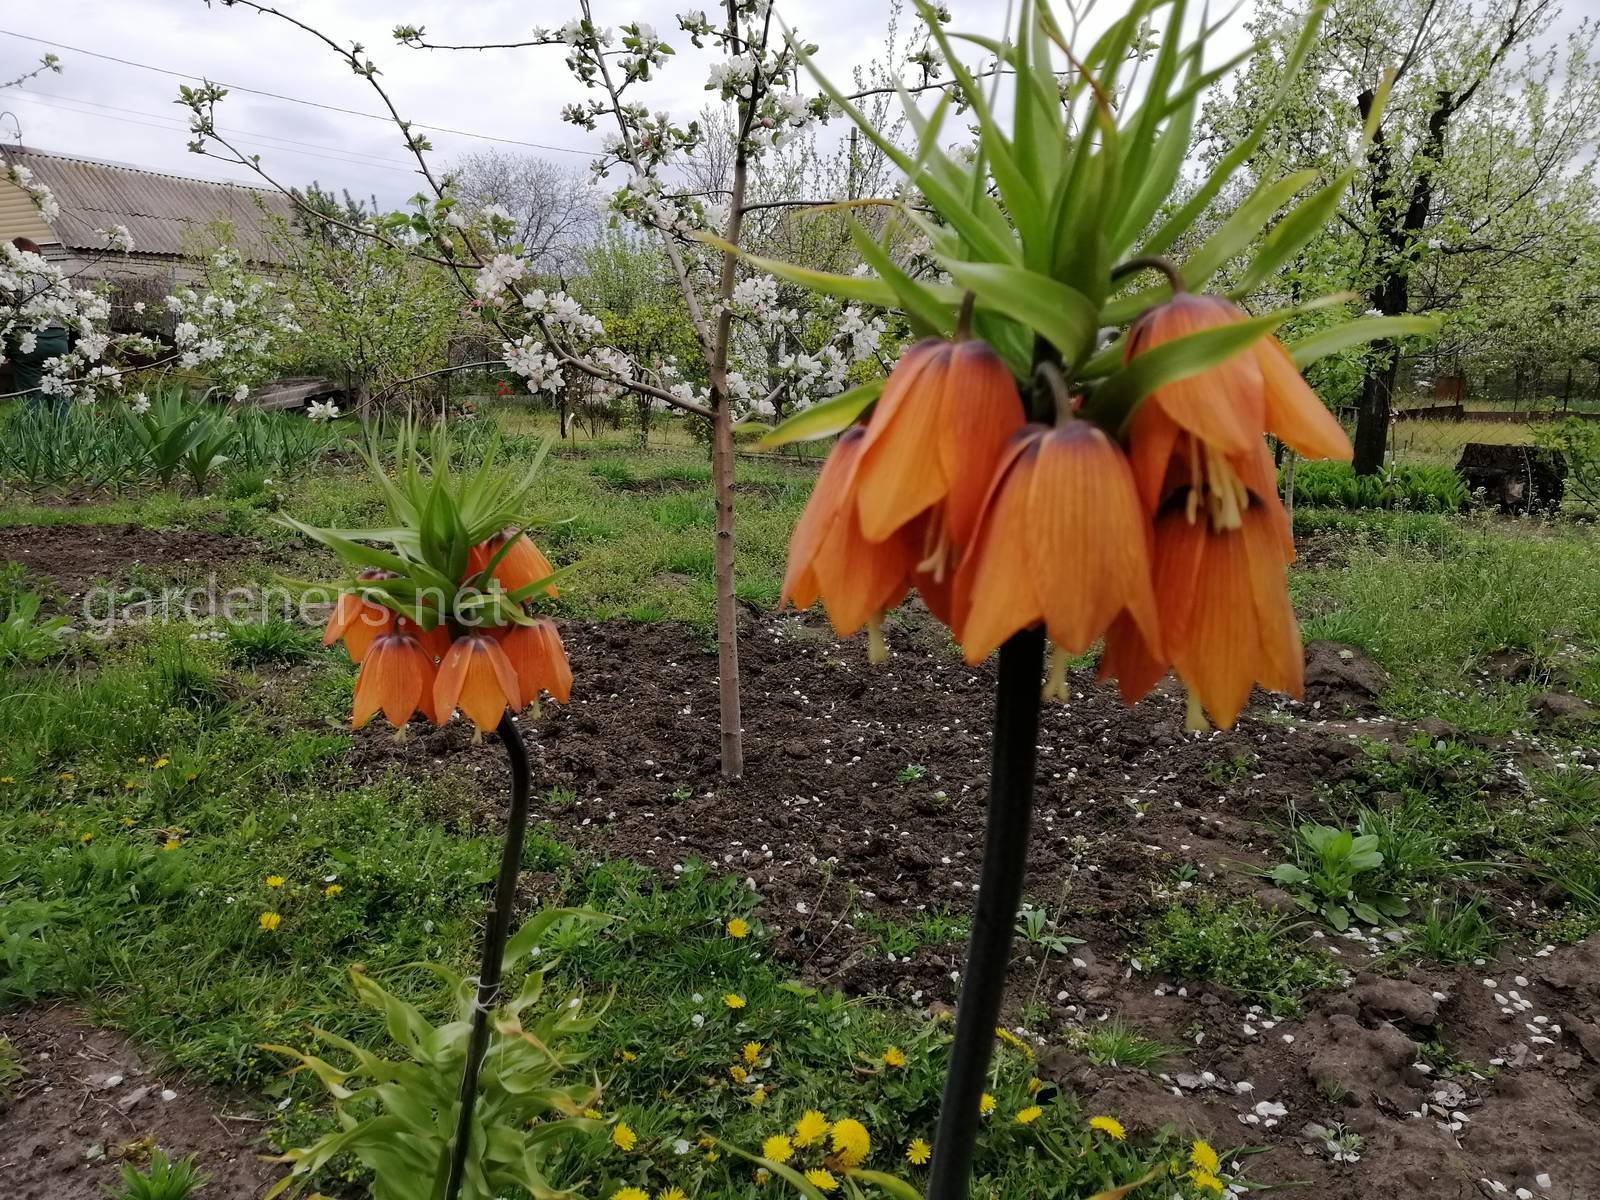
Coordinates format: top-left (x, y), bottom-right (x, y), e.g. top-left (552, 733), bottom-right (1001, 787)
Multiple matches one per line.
top-left (0, 144), bottom-right (294, 311)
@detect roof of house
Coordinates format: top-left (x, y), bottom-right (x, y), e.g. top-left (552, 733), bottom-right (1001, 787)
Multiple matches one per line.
top-left (3, 145), bottom-right (295, 261)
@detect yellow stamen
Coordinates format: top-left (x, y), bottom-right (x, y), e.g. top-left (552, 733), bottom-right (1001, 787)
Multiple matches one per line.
top-left (1202, 444), bottom-right (1248, 532)
top-left (1042, 645), bottom-right (1069, 703)
top-left (1185, 691), bottom-right (1210, 732)
top-left (867, 613), bottom-right (889, 664)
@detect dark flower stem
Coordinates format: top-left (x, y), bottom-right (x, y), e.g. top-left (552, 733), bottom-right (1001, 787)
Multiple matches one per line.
top-left (927, 627), bottom-right (1044, 1199)
top-left (442, 711), bottom-right (531, 1200)
top-left (1109, 254), bottom-right (1186, 295)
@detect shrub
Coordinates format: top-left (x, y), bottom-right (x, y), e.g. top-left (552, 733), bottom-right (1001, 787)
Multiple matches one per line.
top-left (1538, 419), bottom-right (1600, 512)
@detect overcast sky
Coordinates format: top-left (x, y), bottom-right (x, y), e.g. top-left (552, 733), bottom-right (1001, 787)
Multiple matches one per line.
top-left (0, 0), bottom-right (1588, 212)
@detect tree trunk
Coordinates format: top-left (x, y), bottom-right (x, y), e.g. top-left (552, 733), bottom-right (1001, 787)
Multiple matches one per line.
top-left (1354, 340), bottom-right (1397, 474)
top-left (710, 396), bottom-right (744, 779)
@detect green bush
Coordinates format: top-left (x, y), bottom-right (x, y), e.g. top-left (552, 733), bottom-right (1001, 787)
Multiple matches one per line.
top-left (1538, 419), bottom-right (1600, 512)
top-left (1288, 459), bottom-right (1468, 512)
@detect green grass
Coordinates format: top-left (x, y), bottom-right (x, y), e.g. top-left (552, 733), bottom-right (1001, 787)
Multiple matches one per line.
top-left (1075, 1018), bottom-right (1176, 1069)
top-left (1139, 898), bottom-right (1338, 1016)
top-left (1293, 511), bottom-right (1600, 730)
top-left (7, 414), bottom-right (1600, 1197)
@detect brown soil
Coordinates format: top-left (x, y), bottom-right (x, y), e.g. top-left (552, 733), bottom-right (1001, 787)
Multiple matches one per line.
top-left (0, 1007), bottom-right (281, 1200)
top-left (0, 524), bottom-right (263, 601)
top-left (341, 612), bottom-right (1600, 1199)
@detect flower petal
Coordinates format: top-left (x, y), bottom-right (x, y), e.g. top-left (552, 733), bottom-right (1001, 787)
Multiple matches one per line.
top-left (955, 432), bottom-right (1044, 663)
top-left (1256, 337), bottom-right (1352, 462)
top-left (1030, 422), bottom-right (1160, 656)
top-left (855, 340), bottom-right (947, 542)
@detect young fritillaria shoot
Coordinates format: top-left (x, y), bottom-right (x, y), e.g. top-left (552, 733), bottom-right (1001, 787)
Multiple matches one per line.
top-left (754, 0), bottom-right (1434, 1194)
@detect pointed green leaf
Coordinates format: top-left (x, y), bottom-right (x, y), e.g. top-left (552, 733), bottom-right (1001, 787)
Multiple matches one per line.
top-left (1287, 315), bottom-right (1438, 366)
top-left (759, 378), bottom-right (886, 448)
top-left (942, 261), bottom-right (1097, 363)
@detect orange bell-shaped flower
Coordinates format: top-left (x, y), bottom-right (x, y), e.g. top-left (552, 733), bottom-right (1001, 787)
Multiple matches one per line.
top-left (1123, 294), bottom-right (1351, 511)
top-left (466, 529), bottom-right (558, 597)
top-left (955, 422), bottom-right (1161, 688)
top-left (351, 632), bottom-right (439, 730)
top-left (496, 618), bottom-right (573, 710)
top-left (1110, 293), bottom-right (1351, 729)
top-left (324, 571), bottom-right (395, 662)
top-left (396, 614), bottom-right (453, 663)
top-left (853, 338), bottom-right (1026, 576)
top-left (434, 634), bottom-right (523, 733)
top-left (781, 426), bottom-right (918, 660)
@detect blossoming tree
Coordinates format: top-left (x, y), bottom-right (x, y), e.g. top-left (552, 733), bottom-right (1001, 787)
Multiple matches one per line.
top-left (181, 0), bottom-right (937, 779)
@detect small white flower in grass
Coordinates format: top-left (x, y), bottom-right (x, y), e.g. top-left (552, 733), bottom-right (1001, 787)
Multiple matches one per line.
top-left (128, 393), bottom-right (150, 415)
top-left (233, 383), bottom-right (250, 402)
top-left (306, 399), bottom-right (340, 422)
top-left (672, 1138), bottom-right (691, 1156)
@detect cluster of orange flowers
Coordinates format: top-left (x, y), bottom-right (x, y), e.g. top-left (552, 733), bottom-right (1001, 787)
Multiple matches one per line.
top-left (324, 530), bottom-right (572, 733)
top-left (782, 293), bottom-right (1351, 728)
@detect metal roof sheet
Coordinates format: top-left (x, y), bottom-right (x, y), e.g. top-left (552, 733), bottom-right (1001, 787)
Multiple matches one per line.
top-left (5, 145), bottom-right (295, 261)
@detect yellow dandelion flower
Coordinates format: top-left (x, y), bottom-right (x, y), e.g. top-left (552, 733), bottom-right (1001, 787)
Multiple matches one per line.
top-left (266, 875), bottom-right (286, 888)
top-left (748, 1086), bottom-right (768, 1107)
top-left (258, 912), bottom-right (282, 932)
top-left (978, 1093), bottom-right (996, 1116)
top-left (723, 993), bottom-right (746, 1009)
top-left (80, 832), bottom-right (94, 843)
top-left (153, 758), bottom-right (170, 769)
top-left (804, 1169), bottom-right (839, 1193)
top-left (698, 1135), bottom-right (716, 1149)
top-left (1015, 1106), bottom-right (1043, 1125)
top-left (1026, 1076), bottom-right (1044, 1095)
top-left (658, 1189), bottom-right (687, 1200)
top-left (754, 1168), bottom-right (770, 1185)
top-left (323, 883), bottom-right (343, 897)
top-left (704, 1150), bottom-right (719, 1162)
top-left (120, 817), bottom-right (136, 826)
top-left (123, 780), bottom-right (136, 790)
top-left (58, 772), bottom-right (74, 781)
top-left (611, 1189), bottom-right (649, 1200)
top-left (1191, 1140), bottom-right (1221, 1175)
top-left (1089, 1115), bottom-right (1126, 1141)
top-left (611, 1122), bottom-right (638, 1152)
top-left (793, 1110), bottom-right (830, 1147)
top-left (1190, 1169), bottom-right (1225, 1196)
top-left (582, 1108), bottom-right (603, 1119)
top-left (1, 775), bottom-right (15, 784)
top-left (830, 1117), bottom-right (870, 1167)
top-left (743, 1041), bottom-right (763, 1065)
top-left (729, 1065), bottom-right (748, 1083)
top-left (906, 1138), bottom-right (931, 1166)
top-left (761, 1134), bottom-right (793, 1163)
top-left (726, 917), bottom-right (750, 938)
top-left (621, 1049), bottom-right (638, 1063)
top-left (162, 838), bottom-right (181, 851)
top-left (882, 1045), bottom-right (907, 1068)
